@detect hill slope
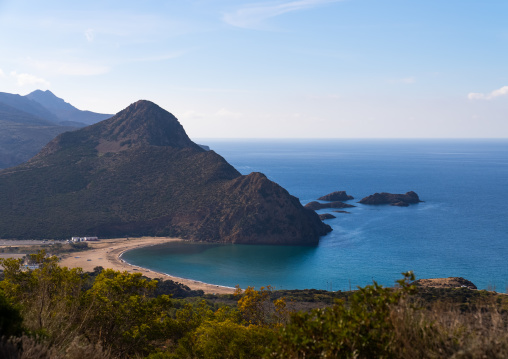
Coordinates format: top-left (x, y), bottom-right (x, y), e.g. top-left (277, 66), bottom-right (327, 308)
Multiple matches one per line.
top-left (0, 100), bottom-right (330, 244)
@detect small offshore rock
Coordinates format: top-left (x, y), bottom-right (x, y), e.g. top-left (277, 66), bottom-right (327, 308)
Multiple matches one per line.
top-left (318, 191), bottom-right (354, 201)
top-left (305, 201), bottom-right (356, 211)
top-left (318, 213), bottom-right (336, 220)
top-left (358, 191), bottom-right (422, 206)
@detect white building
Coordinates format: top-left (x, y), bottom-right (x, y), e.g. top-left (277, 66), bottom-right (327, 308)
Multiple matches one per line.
top-left (71, 236), bottom-right (99, 242)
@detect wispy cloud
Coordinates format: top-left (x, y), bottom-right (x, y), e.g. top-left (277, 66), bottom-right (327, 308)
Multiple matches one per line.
top-left (388, 77), bottom-right (415, 84)
top-left (10, 71), bottom-right (50, 87)
top-left (126, 50), bottom-right (189, 63)
top-left (216, 108), bottom-right (243, 119)
top-left (223, 0), bottom-right (344, 29)
top-left (28, 59), bottom-right (109, 76)
top-left (0, 68), bottom-right (5, 77)
top-left (307, 93), bottom-right (342, 100)
top-left (180, 108), bottom-right (244, 122)
top-left (468, 86), bottom-right (508, 100)
top-left (84, 28), bottom-right (94, 42)
top-left (399, 77), bottom-right (415, 84)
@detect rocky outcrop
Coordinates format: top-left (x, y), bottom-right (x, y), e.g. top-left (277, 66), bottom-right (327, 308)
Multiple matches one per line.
top-left (333, 210), bottom-right (351, 214)
top-left (413, 277), bottom-right (477, 290)
top-left (0, 100), bottom-right (331, 244)
top-left (196, 172), bottom-right (332, 244)
top-left (304, 201), bottom-right (356, 211)
top-left (318, 191), bottom-right (354, 201)
top-left (318, 213), bottom-right (336, 220)
top-left (358, 191), bottom-right (422, 206)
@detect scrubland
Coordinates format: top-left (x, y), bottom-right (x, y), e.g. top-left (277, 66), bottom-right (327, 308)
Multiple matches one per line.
top-left (1, 251), bottom-right (507, 358)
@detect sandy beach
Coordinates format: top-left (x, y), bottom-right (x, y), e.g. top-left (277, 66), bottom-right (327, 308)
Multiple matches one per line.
top-left (56, 237), bottom-right (235, 294)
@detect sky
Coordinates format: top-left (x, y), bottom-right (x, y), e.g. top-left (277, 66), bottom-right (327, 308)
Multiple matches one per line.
top-left (0, 0), bottom-right (507, 138)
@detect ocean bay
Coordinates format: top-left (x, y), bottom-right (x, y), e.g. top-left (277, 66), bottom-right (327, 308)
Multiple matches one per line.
top-left (122, 139), bottom-right (508, 291)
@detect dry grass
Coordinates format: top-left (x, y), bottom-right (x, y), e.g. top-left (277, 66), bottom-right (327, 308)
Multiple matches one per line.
top-left (0, 335), bottom-right (112, 359)
top-left (391, 298), bottom-right (508, 358)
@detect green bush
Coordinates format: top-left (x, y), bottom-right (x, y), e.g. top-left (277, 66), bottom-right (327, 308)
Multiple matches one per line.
top-left (269, 272), bottom-right (417, 358)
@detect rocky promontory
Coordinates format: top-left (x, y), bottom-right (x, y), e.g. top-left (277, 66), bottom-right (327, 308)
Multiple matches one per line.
top-left (413, 277), bottom-right (477, 290)
top-left (0, 100), bottom-right (331, 245)
top-left (317, 191), bottom-right (354, 201)
top-left (304, 201), bottom-right (356, 211)
top-left (358, 191), bottom-right (422, 206)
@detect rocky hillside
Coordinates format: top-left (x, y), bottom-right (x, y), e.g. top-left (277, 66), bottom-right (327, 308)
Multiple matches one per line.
top-left (0, 100), bottom-right (331, 244)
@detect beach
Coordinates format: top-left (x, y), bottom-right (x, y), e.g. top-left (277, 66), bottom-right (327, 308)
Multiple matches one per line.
top-left (1, 237), bottom-right (235, 295)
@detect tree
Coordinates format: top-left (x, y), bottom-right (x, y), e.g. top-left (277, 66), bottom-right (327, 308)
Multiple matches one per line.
top-left (0, 250), bottom-right (85, 344)
top-left (0, 289), bottom-right (23, 337)
top-left (82, 269), bottom-right (174, 357)
top-left (235, 285), bottom-right (289, 327)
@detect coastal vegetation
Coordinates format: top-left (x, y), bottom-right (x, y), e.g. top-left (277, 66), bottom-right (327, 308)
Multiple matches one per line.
top-left (0, 241), bottom-right (89, 255)
top-left (1, 251), bottom-right (507, 358)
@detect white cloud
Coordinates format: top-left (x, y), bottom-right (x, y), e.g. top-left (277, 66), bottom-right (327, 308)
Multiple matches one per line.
top-left (0, 68), bottom-right (5, 77)
top-left (468, 86), bottom-right (508, 100)
top-left (85, 28), bottom-right (94, 42)
top-left (180, 110), bottom-right (206, 120)
top-left (180, 108), bottom-right (243, 122)
top-left (223, 0), bottom-right (344, 29)
top-left (9, 71), bottom-right (50, 87)
top-left (216, 108), bottom-right (243, 119)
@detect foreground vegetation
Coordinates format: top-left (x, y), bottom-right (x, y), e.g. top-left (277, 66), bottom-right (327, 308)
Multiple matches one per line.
top-left (0, 251), bottom-right (507, 358)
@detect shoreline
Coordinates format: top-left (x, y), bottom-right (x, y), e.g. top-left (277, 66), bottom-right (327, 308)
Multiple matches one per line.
top-left (58, 237), bottom-right (236, 294)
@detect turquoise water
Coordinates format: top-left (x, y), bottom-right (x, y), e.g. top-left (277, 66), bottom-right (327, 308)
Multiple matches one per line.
top-left (122, 139), bottom-right (508, 291)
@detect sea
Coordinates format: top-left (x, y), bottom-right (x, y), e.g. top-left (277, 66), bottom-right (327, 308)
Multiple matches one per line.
top-left (122, 139), bottom-right (508, 292)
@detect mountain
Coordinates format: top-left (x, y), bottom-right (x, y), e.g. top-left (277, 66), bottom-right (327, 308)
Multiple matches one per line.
top-left (0, 90), bottom-right (114, 169)
top-left (0, 100), bottom-right (331, 244)
top-left (0, 92), bottom-right (61, 123)
top-left (0, 95), bottom-right (75, 169)
top-left (26, 90), bottom-right (112, 125)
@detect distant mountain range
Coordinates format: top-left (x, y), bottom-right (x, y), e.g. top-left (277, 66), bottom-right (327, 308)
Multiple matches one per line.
top-left (0, 100), bottom-right (331, 244)
top-left (0, 90), bottom-right (112, 169)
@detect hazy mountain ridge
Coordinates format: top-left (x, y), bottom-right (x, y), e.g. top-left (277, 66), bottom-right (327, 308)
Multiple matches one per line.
top-left (0, 100), bottom-right (330, 244)
top-left (0, 92), bottom-right (61, 123)
top-left (0, 90), bottom-right (114, 169)
top-left (26, 90), bottom-right (112, 125)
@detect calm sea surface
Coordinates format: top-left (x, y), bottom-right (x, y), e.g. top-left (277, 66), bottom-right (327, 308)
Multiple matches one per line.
top-left (122, 139), bottom-right (508, 291)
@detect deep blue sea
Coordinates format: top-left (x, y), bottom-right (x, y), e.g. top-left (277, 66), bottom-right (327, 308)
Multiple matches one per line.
top-left (122, 139), bottom-right (508, 291)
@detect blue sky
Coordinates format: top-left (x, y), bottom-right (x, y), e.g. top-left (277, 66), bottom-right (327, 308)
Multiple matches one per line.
top-left (0, 0), bottom-right (507, 138)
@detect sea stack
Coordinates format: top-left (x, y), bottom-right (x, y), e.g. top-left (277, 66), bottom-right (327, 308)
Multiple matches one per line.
top-left (0, 100), bottom-right (331, 244)
top-left (358, 191), bottom-right (422, 206)
top-left (317, 191), bottom-right (354, 201)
